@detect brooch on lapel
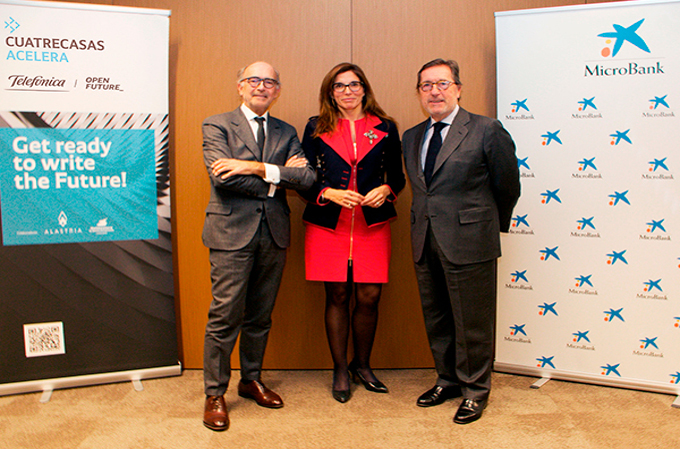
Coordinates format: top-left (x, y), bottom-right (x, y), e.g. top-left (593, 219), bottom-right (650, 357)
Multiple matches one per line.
top-left (364, 130), bottom-right (378, 145)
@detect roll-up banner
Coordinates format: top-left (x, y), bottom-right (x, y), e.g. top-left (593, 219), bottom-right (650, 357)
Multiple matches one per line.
top-left (495, 0), bottom-right (680, 399)
top-left (0, 0), bottom-right (178, 396)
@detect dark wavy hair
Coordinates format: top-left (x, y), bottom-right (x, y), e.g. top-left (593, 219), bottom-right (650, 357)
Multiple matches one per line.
top-left (313, 62), bottom-right (394, 138)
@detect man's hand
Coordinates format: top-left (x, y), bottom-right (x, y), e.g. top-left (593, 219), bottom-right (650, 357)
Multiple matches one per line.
top-left (211, 158), bottom-right (265, 179)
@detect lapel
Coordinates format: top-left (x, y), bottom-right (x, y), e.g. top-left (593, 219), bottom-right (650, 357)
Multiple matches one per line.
top-left (432, 108), bottom-right (469, 179)
top-left (355, 115), bottom-right (387, 163)
top-left (263, 116), bottom-right (282, 163)
top-left (320, 115), bottom-right (387, 165)
top-left (230, 108), bottom-right (262, 160)
top-left (412, 120), bottom-right (428, 187)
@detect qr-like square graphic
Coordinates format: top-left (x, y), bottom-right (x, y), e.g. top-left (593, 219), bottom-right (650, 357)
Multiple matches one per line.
top-left (23, 322), bottom-right (66, 358)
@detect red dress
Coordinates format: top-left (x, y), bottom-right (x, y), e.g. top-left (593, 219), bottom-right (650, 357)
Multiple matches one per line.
top-left (305, 118), bottom-right (392, 283)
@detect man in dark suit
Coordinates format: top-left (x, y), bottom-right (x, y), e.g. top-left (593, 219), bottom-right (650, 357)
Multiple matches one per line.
top-left (201, 61), bottom-right (314, 431)
top-left (402, 59), bottom-right (520, 424)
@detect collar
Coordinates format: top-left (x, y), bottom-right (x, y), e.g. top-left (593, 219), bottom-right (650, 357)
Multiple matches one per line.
top-left (240, 103), bottom-right (269, 122)
top-left (427, 105), bottom-right (459, 130)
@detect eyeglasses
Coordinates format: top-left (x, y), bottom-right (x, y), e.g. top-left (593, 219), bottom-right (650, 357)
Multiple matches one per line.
top-left (332, 81), bottom-right (364, 93)
top-left (418, 80), bottom-right (457, 92)
top-left (240, 77), bottom-right (279, 89)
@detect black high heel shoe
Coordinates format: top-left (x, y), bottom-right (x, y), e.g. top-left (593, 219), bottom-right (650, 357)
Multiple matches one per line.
top-left (332, 371), bottom-right (351, 403)
top-left (348, 360), bottom-right (388, 393)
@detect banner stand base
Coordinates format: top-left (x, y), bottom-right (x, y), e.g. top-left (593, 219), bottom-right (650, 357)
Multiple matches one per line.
top-left (495, 362), bottom-right (680, 408)
top-left (530, 377), bottom-right (551, 389)
top-left (0, 363), bottom-right (182, 399)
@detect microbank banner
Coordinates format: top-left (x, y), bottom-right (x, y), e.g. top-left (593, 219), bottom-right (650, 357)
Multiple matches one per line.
top-left (495, 0), bottom-right (680, 396)
top-left (0, 0), bottom-right (177, 395)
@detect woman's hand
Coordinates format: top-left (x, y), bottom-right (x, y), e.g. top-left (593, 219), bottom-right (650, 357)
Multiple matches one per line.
top-left (361, 185), bottom-right (391, 208)
top-left (323, 188), bottom-right (365, 209)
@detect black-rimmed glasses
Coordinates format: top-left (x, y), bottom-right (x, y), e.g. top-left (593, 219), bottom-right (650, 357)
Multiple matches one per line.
top-left (241, 77), bottom-right (279, 89)
top-left (418, 80), bottom-right (456, 92)
top-left (332, 81), bottom-right (364, 93)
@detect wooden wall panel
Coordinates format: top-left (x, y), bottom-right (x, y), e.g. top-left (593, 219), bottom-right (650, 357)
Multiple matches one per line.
top-left (46, 0), bottom-right (623, 370)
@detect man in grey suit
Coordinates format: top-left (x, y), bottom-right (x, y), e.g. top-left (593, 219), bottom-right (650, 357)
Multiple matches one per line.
top-left (201, 61), bottom-right (314, 431)
top-left (402, 59), bottom-right (520, 424)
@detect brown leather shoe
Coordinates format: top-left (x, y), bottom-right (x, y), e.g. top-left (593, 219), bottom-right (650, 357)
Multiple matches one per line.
top-left (203, 395), bottom-right (229, 431)
top-left (238, 380), bottom-right (283, 408)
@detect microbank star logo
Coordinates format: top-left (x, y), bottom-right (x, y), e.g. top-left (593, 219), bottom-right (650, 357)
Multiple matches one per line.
top-left (577, 217), bottom-right (595, 231)
top-left (639, 285), bottom-right (662, 304)
top-left (511, 99), bottom-right (529, 113)
top-left (506, 99), bottom-right (535, 120)
top-left (578, 97), bottom-right (597, 111)
top-left (670, 372), bottom-right (680, 384)
top-left (506, 323), bottom-right (532, 343)
top-left (541, 130), bottom-right (562, 146)
top-left (511, 214), bottom-right (530, 229)
top-left (675, 317), bottom-right (680, 328)
top-left (540, 189), bottom-right (561, 204)
top-left (610, 129), bottom-right (632, 145)
top-left (538, 302), bottom-right (558, 317)
top-left (518, 157), bottom-right (530, 171)
top-left (606, 249), bottom-right (628, 265)
top-left (4, 17), bottom-right (20, 33)
top-left (648, 158), bottom-right (669, 172)
top-left (639, 279), bottom-right (667, 300)
top-left (536, 356), bottom-right (556, 369)
top-left (608, 190), bottom-right (630, 206)
top-left (570, 274), bottom-right (598, 296)
top-left (572, 330), bottom-right (591, 343)
top-left (575, 274), bottom-right (593, 288)
top-left (600, 363), bottom-right (621, 377)
top-left (510, 270), bottom-right (528, 283)
top-left (639, 337), bottom-right (659, 350)
top-left (598, 18), bottom-right (650, 58)
top-left (539, 246), bottom-right (560, 261)
top-left (646, 219), bottom-right (666, 234)
top-left (649, 95), bottom-right (669, 110)
top-left (603, 307), bottom-right (624, 322)
top-left (506, 269), bottom-right (533, 290)
top-left (577, 157), bottom-right (597, 172)
top-left (572, 217), bottom-right (600, 238)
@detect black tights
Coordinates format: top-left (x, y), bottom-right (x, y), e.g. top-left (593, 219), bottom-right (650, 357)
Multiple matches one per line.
top-left (324, 279), bottom-right (382, 390)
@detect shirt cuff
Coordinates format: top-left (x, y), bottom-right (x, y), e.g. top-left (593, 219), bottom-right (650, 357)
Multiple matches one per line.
top-left (263, 163), bottom-right (280, 197)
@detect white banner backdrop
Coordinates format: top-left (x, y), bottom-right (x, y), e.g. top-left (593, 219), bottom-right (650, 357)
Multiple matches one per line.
top-left (495, 0), bottom-right (680, 396)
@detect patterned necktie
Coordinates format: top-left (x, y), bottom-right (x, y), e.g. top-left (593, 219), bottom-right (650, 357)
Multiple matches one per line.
top-left (424, 122), bottom-right (447, 185)
top-left (254, 116), bottom-right (266, 152)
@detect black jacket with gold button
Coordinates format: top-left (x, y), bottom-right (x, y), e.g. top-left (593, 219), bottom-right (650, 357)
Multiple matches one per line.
top-left (299, 115), bottom-right (405, 230)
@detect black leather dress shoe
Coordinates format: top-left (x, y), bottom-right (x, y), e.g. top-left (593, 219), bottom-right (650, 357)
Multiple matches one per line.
top-left (416, 385), bottom-right (462, 407)
top-left (332, 388), bottom-right (351, 403)
top-left (454, 398), bottom-right (487, 424)
top-left (348, 360), bottom-right (388, 393)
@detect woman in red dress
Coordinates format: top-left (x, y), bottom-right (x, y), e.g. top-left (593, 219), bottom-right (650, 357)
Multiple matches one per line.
top-left (300, 63), bottom-right (405, 402)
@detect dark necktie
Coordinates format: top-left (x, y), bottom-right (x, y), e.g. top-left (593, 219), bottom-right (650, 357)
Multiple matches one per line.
top-left (424, 122), bottom-right (447, 185)
top-left (254, 116), bottom-right (266, 152)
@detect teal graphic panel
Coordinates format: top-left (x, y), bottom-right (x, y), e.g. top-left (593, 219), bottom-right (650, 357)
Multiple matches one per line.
top-left (0, 128), bottom-right (157, 245)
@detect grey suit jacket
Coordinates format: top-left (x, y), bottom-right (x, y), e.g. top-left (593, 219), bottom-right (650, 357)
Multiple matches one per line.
top-left (402, 107), bottom-right (520, 265)
top-left (202, 107), bottom-right (315, 251)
